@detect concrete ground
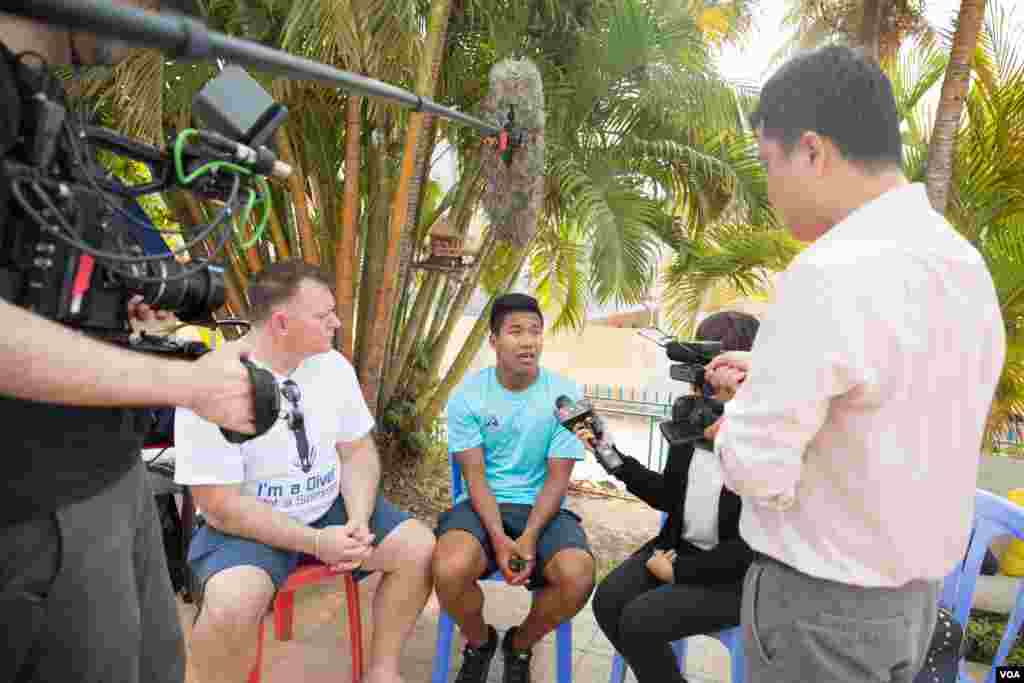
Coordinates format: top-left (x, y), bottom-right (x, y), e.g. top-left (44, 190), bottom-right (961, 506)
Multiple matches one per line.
top-left (178, 574), bottom-right (741, 683)
top-left (178, 570), bottom-right (1022, 683)
top-left (173, 451), bottom-right (1024, 683)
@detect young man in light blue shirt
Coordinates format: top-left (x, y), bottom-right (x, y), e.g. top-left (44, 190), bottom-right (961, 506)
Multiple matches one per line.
top-left (433, 293), bottom-right (596, 683)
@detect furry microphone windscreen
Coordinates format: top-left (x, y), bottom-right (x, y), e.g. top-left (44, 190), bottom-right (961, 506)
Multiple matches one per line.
top-left (480, 57), bottom-right (545, 248)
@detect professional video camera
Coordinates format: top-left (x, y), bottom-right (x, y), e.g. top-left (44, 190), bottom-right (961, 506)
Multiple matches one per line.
top-left (638, 328), bottom-right (725, 449)
top-left (0, 55), bottom-right (288, 359)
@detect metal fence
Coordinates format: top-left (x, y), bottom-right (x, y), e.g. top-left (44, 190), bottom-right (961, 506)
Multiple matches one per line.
top-left (582, 384), bottom-right (676, 472)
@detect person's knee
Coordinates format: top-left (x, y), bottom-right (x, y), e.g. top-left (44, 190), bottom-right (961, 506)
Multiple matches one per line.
top-left (616, 599), bottom-right (661, 652)
top-left (547, 549), bottom-right (596, 606)
top-left (195, 566), bottom-right (274, 643)
top-left (591, 576), bottom-right (622, 632)
top-left (432, 531), bottom-right (485, 590)
top-left (392, 519), bottom-right (436, 572)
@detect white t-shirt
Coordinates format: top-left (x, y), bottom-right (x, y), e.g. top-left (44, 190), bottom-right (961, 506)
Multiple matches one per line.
top-left (174, 350), bottom-right (375, 524)
top-left (681, 446), bottom-right (724, 551)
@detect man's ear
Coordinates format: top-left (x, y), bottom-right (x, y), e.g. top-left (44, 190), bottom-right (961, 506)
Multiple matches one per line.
top-left (801, 131), bottom-right (830, 175)
top-left (270, 309), bottom-right (289, 335)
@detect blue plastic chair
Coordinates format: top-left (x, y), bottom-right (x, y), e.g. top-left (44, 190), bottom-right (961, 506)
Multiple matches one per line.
top-left (431, 460), bottom-right (574, 683)
top-left (940, 489), bottom-right (1024, 683)
top-left (609, 512), bottom-right (745, 683)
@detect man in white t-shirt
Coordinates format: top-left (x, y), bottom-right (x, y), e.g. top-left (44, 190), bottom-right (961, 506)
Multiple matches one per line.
top-left (174, 261), bottom-right (436, 683)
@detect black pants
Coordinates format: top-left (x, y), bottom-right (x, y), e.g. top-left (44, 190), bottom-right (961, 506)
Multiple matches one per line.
top-left (0, 462), bottom-right (185, 683)
top-left (592, 546), bottom-right (742, 683)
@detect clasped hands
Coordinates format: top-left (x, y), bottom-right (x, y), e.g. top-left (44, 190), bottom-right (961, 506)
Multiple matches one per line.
top-left (494, 531), bottom-right (537, 587)
top-left (702, 351), bottom-right (752, 440)
top-left (314, 520), bottom-right (375, 572)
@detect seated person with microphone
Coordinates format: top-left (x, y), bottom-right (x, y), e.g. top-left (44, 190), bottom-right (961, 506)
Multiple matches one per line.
top-left (576, 311), bottom-right (759, 683)
top-left (433, 293), bottom-right (596, 683)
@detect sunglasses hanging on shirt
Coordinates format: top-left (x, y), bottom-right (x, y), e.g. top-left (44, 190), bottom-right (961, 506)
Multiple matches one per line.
top-left (281, 379), bottom-right (313, 473)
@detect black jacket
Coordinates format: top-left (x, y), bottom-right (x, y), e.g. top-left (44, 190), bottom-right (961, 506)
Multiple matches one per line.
top-left (615, 443), bottom-right (753, 585)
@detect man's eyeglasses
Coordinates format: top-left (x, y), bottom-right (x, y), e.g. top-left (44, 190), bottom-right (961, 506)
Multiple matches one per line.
top-left (281, 379), bottom-right (312, 473)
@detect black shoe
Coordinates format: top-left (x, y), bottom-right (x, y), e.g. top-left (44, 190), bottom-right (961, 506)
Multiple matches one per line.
top-left (502, 626), bottom-right (533, 683)
top-left (455, 625), bottom-right (498, 683)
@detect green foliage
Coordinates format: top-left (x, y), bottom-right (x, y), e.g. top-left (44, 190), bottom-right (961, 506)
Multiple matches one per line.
top-left (964, 609), bottom-right (1024, 666)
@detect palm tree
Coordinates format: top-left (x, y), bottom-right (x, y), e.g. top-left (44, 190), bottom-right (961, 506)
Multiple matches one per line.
top-left (776, 0), bottom-right (933, 64)
top-left (404, 0), bottom-right (781, 429)
top-left (925, 0), bottom-right (988, 213)
top-left (894, 2), bottom-right (1024, 448)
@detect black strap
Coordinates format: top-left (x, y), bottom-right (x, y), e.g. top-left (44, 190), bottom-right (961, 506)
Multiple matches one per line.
top-left (219, 356), bottom-right (280, 444)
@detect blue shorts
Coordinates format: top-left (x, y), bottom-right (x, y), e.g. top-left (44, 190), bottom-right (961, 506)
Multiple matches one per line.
top-left (188, 493), bottom-right (410, 595)
top-left (434, 500), bottom-right (591, 590)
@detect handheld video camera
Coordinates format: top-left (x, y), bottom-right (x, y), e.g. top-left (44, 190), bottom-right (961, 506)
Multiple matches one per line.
top-left (638, 328), bottom-right (725, 449)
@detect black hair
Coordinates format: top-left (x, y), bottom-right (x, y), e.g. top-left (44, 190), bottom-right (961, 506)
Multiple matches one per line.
top-left (695, 310), bottom-right (759, 352)
top-left (490, 293), bottom-right (544, 335)
top-left (749, 45), bottom-right (902, 170)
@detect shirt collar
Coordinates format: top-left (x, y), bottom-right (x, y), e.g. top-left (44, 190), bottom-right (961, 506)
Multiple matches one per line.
top-left (799, 182), bottom-right (929, 260)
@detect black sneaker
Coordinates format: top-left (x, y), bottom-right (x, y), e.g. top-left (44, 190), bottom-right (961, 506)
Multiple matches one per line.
top-left (455, 625), bottom-right (498, 683)
top-left (502, 626), bottom-right (533, 683)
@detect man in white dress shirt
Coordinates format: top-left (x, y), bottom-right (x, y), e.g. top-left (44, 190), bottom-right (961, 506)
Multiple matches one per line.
top-left (704, 46), bottom-right (1006, 683)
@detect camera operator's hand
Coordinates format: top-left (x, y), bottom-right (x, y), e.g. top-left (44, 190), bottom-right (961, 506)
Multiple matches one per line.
top-left (127, 295), bottom-right (175, 325)
top-left (706, 351), bottom-right (751, 375)
top-left (186, 346), bottom-right (259, 435)
top-left (706, 351), bottom-right (751, 401)
top-left (706, 365), bottom-right (746, 402)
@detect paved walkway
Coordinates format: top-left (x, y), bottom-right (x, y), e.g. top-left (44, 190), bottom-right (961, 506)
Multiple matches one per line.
top-left (178, 572), bottom-right (741, 683)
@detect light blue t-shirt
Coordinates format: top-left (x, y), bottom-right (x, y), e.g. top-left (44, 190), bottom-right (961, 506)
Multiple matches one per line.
top-left (446, 367), bottom-right (586, 505)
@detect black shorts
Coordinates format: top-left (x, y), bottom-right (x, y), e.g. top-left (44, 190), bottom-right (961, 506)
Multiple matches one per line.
top-left (435, 500), bottom-right (591, 590)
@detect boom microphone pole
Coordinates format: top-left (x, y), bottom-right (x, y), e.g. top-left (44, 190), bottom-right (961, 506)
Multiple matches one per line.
top-left (2, 0), bottom-right (502, 137)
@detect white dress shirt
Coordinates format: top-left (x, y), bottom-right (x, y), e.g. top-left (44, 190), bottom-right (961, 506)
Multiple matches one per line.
top-left (715, 183), bottom-right (1005, 588)
top-left (682, 446), bottom-right (724, 550)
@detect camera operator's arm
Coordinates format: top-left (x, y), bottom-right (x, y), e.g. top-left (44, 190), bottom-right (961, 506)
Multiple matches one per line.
top-left (714, 263), bottom-right (867, 510)
top-left (0, 297), bottom-right (255, 433)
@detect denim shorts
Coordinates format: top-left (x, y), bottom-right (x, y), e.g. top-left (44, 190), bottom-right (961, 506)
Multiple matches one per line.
top-left (434, 500), bottom-right (591, 590)
top-left (188, 493), bottom-right (410, 594)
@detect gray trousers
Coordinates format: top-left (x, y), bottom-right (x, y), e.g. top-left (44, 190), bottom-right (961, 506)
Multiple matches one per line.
top-left (742, 554), bottom-right (939, 683)
top-left (1, 461), bottom-right (185, 683)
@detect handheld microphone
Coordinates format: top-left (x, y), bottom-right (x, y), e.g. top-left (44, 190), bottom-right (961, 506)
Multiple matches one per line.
top-left (554, 395), bottom-right (624, 474)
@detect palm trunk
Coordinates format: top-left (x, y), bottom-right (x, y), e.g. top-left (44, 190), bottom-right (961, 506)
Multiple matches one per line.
top-left (426, 275), bottom-right (453, 345)
top-left (355, 132), bottom-right (393, 403)
top-left (336, 95), bottom-right (362, 360)
top-left (858, 0), bottom-right (884, 62)
top-left (418, 227), bottom-right (497, 409)
top-left (382, 271), bottom-right (442, 405)
top-left (926, 0), bottom-right (987, 214)
top-left (418, 240), bottom-right (532, 427)
top-left (363, 0), bottom-right (455, 414)
top-left (276, 126), bottom-right (320, 265)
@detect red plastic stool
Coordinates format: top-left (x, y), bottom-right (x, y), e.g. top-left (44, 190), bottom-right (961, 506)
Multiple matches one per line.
top-left (248, 563), bottom-right (364, 683)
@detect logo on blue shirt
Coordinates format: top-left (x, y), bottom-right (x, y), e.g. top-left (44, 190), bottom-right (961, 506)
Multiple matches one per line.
top-left (483, 415), bottom-right (501, 431)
